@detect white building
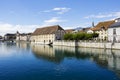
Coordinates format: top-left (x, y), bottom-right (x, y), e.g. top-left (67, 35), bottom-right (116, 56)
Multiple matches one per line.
top-left (16, 31), bottom-right (32, 42)
top-left (108, 18), bottom-right (120, 42)
top-left (87, 29), bottom-right (93, 34)
top-left (31, 25), bottom-right (65, 44)
top-left (89, 20), bottom-right (115, 40)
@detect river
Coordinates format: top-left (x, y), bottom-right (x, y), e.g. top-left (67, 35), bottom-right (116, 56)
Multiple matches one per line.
top-left (0, 42), bottom-right (120, 80)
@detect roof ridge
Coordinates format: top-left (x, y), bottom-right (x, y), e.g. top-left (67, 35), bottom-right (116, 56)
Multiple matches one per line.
top-left (98, 20), bottom-right (115, 23)
top-left (37, 25), bottom-right (60, 29)
top-left (91, 20), bottom-right (115, 31)
top-left (32, 25), bottom-right (63, 35)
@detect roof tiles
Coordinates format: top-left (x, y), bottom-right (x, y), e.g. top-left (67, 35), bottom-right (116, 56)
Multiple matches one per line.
top-left (32, 25), bottom-right (64, 35)
top-left (91, 20), bottom-right (115, 31)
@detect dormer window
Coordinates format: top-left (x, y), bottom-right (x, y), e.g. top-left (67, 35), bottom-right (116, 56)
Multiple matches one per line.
top-left (115, 18), bottom-right (120, 22)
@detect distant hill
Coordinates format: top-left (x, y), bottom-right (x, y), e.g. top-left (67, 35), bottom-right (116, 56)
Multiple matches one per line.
top-left (74, 27), bottom-right (83, 31)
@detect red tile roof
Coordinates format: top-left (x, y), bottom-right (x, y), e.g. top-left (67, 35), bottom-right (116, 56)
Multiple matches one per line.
top-left (91, 20), bottom-right (115, 31)
top-left (32, 25), bottom-right (64, 35)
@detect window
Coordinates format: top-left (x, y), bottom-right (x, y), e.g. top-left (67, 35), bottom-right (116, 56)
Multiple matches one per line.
top-left (113, 29), bottom-right (116, 35)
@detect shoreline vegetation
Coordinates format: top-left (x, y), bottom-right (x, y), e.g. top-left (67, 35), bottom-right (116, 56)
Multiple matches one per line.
top-left (64, 32), bottom-right (99, 41)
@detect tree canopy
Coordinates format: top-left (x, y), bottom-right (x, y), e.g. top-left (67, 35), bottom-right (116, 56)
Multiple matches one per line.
top-left (64, 32), bottom-right (98, 40)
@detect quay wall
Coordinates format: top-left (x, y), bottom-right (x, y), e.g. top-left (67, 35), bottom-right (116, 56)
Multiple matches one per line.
top-left (53, 40), bottom-right (76, 47)
top-left (53, 41), bottom-right (120, 49)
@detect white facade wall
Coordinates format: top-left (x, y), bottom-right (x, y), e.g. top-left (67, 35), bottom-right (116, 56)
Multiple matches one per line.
top-left (108, 27), bottom-right (120, 42)
top-left (16, 35), bottom-right (31, 41)
top-left (95, 30), bottom-right (107, 40)
top-left (87, 30), bottom-right (93, 34)
top-left (20, 36), bottom-right (27, 41)
top-left (108, 28), bottom-right (113, 42)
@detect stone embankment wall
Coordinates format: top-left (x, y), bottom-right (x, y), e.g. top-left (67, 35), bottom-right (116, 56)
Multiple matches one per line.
top-left (53, 41), bottom-right (120, 49)
top-left (53, 40), bottom-right (76, 47)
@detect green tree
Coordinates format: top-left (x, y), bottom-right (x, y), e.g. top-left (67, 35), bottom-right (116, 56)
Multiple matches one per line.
top-left (63, 32), bottom-right (99, 40)
top-left (84, 33), bottom-right (93, 40)
top-left (64, 33), bottom-right (73, 40)
top-left (92, 33), bottom-right (99, 38)
top-left (78, 33), bottom-right (85, 40)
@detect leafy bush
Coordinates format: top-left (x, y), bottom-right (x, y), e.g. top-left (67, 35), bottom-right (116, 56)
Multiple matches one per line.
top-left (92, 33), bottom-right (99, 38)
top-left (64, 32), bottom-right (99, 40)
top-left (64, 33), bottom-right (73, 40)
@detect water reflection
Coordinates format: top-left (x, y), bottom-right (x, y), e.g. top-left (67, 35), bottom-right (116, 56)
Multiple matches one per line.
top-left (16, 42), bottom-right (31, 50)
top-left (31, 44), bottom-right (64, 63)
top-left (0, 42), bottom-right (31, 58)
top-left (1, 42), bottom-right (120, 78)
top-left (1, 42), bottom-right (120, 79)
top-left (31, 44), bottom-right (120, 77)
top-left (77, 48), bottom-right (120, 70)
top-left (0, 42), bottom-right (17, 57)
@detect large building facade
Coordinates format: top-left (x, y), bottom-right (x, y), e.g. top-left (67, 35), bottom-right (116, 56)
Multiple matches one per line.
top-left (108, 18), bottom-right (120, 42)
top-left (90, 20), bottom-right (115, 40)
top-left (31, 25), bottom-right (65, 44)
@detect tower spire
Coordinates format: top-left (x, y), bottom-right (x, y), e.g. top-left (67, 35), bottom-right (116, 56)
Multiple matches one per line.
top-left (92, 21), bottom-right (95, 27)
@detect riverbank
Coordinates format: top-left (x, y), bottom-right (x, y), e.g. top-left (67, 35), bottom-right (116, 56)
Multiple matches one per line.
top-left (53, 41), bottom-right (120, 50)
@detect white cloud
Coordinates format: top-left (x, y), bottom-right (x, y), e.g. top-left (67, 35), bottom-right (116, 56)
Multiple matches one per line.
top-left (114, 12), bottom-right (120, 17)
top-left (0, 22), bottom-right (39, 36)
top-left (44, 17), bottom-right (66, 23)
top-left (85, 11), bottom-right (120, 19)
top-left (41, 17), bottom-right (67, 27)
top-left (0, 17), bottom-right (68, 36)
top-left (42, 7), bottom-right (71, 14)
top-left (85, 14), bottom-right (113, 19)
top-left (52, 7), bottom-right (71, 14)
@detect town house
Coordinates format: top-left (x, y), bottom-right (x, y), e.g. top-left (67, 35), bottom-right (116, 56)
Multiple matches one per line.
top-left (89, 20), bottom-right (115, 40)
top-left (108, 18), bottom-right (120, 42)
top-left (31, 25), bottom-right (65, 44)
top-left (16, 31), bottom-right (32, 42)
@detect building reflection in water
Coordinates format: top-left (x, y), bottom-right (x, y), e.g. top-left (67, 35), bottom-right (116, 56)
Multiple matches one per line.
top-left (77, 48), bottom-right (120, 70)
top-left (31, 44), bottom-right (120, 77)
top-left (16, 42), bottom-right (31, 50)
top-left (78, 48), bottom-right (120, 78)
top-left (31, 44), bottom-right (64, 63)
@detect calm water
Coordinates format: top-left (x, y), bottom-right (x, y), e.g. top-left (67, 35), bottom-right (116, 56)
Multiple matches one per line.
top-left (0, 42), bottom-right (120, 80)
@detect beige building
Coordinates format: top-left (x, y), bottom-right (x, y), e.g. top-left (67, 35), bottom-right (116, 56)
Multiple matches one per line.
top-left (89, 20), bottom-right (115, 40)
top-left (16, 31), bottom-right (32, 42)
top-left (31, 25), bottom-right (65, 44)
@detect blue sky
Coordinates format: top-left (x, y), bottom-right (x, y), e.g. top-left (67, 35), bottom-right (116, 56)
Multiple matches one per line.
top-left (0, 0), bottom-right (120, 35)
